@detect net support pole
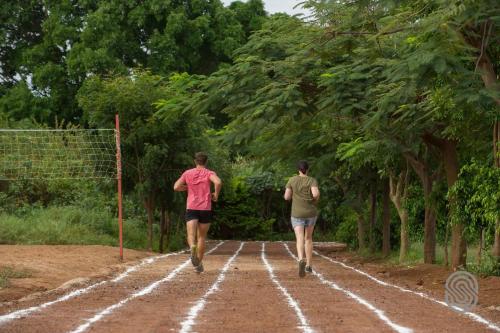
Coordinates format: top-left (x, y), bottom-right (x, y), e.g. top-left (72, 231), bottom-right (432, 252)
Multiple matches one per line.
top-left (115, 114), bottom-right (124, 261)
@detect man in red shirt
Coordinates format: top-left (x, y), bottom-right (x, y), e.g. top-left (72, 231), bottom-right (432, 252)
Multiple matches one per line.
top-left (174, 152), bottom-right (222, 273)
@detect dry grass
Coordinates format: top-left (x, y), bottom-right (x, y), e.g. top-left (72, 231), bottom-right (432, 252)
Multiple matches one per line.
top-left (0, 266), bottom-right (33, 288)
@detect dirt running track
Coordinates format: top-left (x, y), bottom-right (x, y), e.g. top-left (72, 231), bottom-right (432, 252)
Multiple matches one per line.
top-left (0, 241), bottom-right (499, 333)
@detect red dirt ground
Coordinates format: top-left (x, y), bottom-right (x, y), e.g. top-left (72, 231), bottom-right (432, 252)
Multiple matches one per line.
top-left (0, 241), bottom-right (499, 333)
top-left (0, 245), bottom-right (153, 303)
top-left (323, 249), bottom-right (500, 323)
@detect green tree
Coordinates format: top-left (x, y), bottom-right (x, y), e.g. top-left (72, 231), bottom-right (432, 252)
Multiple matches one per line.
top-left (195, 0), bottom-right (499, 270)
top-left (305, 0), bottom-right (499, 268)
top-left (1, 0), bottom-right (267, 125)
top-left (78, 70), bottom-right (209, 250)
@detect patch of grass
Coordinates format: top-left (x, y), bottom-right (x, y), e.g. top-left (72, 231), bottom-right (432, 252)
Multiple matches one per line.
top-left (468, 253), bottom-right (500, 277)
top-left (314, 231), bottom-right (340, 243)
top-left (0, 266), bottom-right (33, 288)
top-left (362, 241), bottom-right (500, 276)
top-left (0, 205), bottom-right (191, 253)
top-left (267, 231), bottom-right (295, 241)
top-left (0, 276), bottom-right (7, 288)
top-left (0, 206), bottom-right (156, 250)
top-left (0, 275), bottom-right (7, 288)
top-left (163, 229), bottom-right (188, 253)
top-left (385, 242), bottom-right (428, 266)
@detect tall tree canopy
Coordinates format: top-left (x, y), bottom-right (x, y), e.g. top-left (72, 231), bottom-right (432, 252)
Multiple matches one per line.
top-left (0, 0), bottom-right (267, 124)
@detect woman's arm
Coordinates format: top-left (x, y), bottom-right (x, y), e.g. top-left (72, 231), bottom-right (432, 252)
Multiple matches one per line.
top-left (284, 188), bottom-right (293, 201)
top-left (311, 186), bottom-right (320, 201)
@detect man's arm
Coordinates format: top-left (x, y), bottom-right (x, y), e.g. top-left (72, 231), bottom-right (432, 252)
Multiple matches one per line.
top-left (173, 177), bottom-right (187, 192)
top-left (284, 188), bottom-right (292, 201)
top-left (209, 174), bottom-right (222, 202)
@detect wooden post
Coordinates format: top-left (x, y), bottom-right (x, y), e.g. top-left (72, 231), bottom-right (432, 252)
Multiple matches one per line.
top-left (115, 114), bottom-right (123, 261)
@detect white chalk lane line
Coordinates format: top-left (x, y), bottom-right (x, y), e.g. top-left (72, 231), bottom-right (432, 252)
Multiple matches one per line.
top-left (261, 242), bottom-right (315, 333)
top-left (313, 249), bottom-right (500, 333)
top-left (282, 242), bottom-right (413, 333)
top-left (0, 247), bottom-right (190, 325)
top-left (178, 241), bottom-right (245, 333)
top-left (67, 241), bottom-right (226, 333)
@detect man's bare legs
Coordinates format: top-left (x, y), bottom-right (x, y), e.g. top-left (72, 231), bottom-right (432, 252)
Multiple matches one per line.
top-left (305, 224), bottom-right (315, 267)
top-left (186, 219), bottom-right (211, 263)
top-left (186, 219), bottom-right (198, 248)
top-left (197, 223), bottom-right (211, 262)
top-left (186, 219), bottom-right (200, 267)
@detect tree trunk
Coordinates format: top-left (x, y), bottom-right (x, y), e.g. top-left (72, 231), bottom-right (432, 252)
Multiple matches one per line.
top-left (369, 181), bottom-right (377, 252)
top-left (444, 141), bottom-right (466, 269)
top-left (358, 215), bottom-right (366, 251)
top-left (477, 228), bottom-right (484, 266)
top-left (493, 122), bottom-right (500, 261)
top-left (469, 36), bottom-right (499, 262)
top-left (429, 137), bottom-right (466, 269)
top-left (159, 207), bottom-right (170, 254)
top-left (444, 220), bottom-right (449, 267)
top-left (451, 225), bottom-right (467, 269)
top-left (405, 153), bottom-right (437, 264)
top-left (159, 206), bottom-right (166, 253)
top-left (382, 178), bottom-right (391, 257)
top-left (400, 211), bottom-right (409, 263)
top-left (165, 211), bottom-right (171, 245)
top-left (423, 198), bottom-right (437, 264)
top-left (144, 196), bottom-right (154, 251)
top-left (389, 167), bottom-right (410, 263)
top-left (356, 191), bottom-right (366, 251)
top-left (422, 165), bottom-right (437, 264)
top-left (493, 220), bottom-right (500, 259)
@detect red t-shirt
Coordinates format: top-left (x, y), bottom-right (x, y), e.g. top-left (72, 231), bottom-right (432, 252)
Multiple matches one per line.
top-left (180, 167), bottom-right (215, 211)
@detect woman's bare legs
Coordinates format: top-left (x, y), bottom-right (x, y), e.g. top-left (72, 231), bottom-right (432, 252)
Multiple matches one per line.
top-left (294, 225), bottom-right (305, 261)
top-left (305, 224), bottom-right (315, 267)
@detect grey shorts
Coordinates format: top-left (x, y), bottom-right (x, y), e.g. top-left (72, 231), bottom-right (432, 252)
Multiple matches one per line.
top-left (291, 216), bottom-right (317, 228)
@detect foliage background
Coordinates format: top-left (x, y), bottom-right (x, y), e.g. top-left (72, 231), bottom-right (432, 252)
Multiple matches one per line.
top-left (0, 0), bottom-right (499, 274)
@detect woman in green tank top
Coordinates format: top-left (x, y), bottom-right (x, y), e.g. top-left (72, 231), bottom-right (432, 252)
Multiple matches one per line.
top-left (284, 161), bottom-right (320, 277)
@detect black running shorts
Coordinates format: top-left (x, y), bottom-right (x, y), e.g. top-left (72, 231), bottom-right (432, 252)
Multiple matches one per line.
top-left (185, 209), bottom-right (212, 224)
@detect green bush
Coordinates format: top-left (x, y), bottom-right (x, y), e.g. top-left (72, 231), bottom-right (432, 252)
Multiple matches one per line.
top-left (333, 206), bottom-right (358, 249)
top-left (212, 176), bottom-right (275, 239)
top-left (0, 177), bottom-right (190, 252)
top-left (468, 253), bottom-right (500, 277)
top-left (449, 162), bottom-right (500, 246)
top-left (0, 205), bottom-right (154, 250)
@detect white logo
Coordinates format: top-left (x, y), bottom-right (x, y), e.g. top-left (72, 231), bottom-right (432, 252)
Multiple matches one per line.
top-left (445, 271), bottom-right (478, 311)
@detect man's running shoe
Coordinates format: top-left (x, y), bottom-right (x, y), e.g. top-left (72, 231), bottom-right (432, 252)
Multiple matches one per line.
top-left (305, 265), bottom-right (312, 273)
top-left (195, 262), bottom-right (204, 273)
top-left (190, 245), bottom-right (200, 267)
top-left (299, 259), bottom-right (306, 277)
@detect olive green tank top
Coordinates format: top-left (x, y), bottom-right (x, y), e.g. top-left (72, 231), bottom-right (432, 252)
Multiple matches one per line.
top-left (286, 175), bottom-right (318, 218)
